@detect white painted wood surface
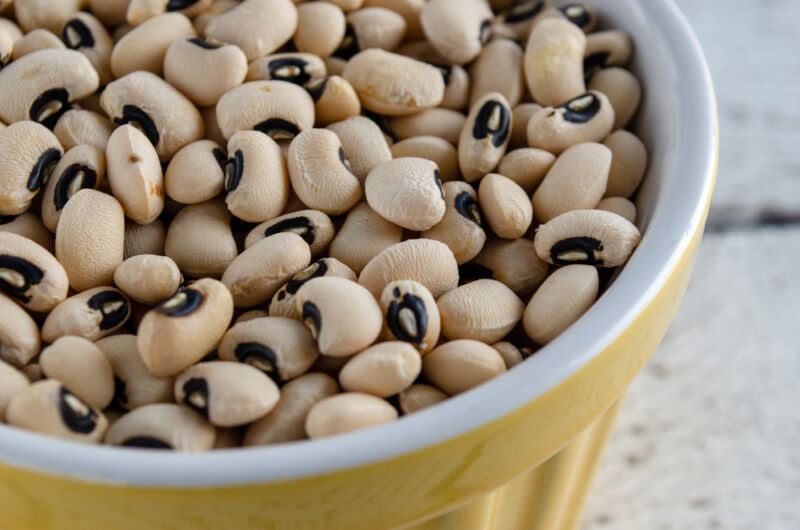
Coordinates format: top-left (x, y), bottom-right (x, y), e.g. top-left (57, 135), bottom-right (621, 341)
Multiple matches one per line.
top-left (583, 1), bottom-right (800, 528)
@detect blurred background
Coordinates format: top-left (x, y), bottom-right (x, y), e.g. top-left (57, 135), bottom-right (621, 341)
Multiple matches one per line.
top-left (583, 1), bottom-right (800, 528)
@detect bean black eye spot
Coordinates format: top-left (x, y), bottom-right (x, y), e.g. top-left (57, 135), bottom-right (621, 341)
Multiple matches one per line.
top-left (158, 288), bottom-right (204, 317)
top-left (302, 301), bottom-right (322, 340)
top-left (114, 105), bottom-right (160, 147)
top-left (286, 260), bottom-right (327, 294)
top-left (0, 255), bottom-right (44, 303)
top-left (62, 19), bottom-right (94, 49)
top-left (559, 93), bottom-right (601, 124)
top-left (339, 147), bottom-right (353, 173)
top-left (559, 3), bottom-right (592, 29)
top-left (434, 169), bottom-right (444, 199)
top-left (472, 100), bottom-right (511, 147)
top-left (59, 386), bottom-right (98, 434)
top-left (550, 236), bottom-right (603, 265)
top-left (503, 0), bottom-right (545, 24)
top-left (583, 52), bottom-right (610, 83)
top-left (479, 19), bottom-right (492, 45)
top-left (87, 290), bottom-right (130, 330)
top-left (27, 148), bottom-right (61, 192)
top-left (212, 147), bottom-right (228, 170)
top-left (188, 37), bottom-right (223, 50)
top-left (268, 57), bottom-right (311, 85)
top-left (122, 437), bottom-right (172, 449)
top-left (265, 216), bottom-right (315, 245)
top-left (53, 163), bottom-right (97, 210)
top-left (223, 150), bottom-right (244, 192)
top-left (333, 24), bottom-right (359, 60)
top-left (167, 0), bottom-right (201, 11)
top-left (306, 77), bottom-right (329, 102)
top-left (454, 191), bottom-right (481, 225)
top-left (30, 88), bottom-right (71, 130)
top-left (458, 262), bottom-right (494, 285)
top-left (181, 377), bottom-right (210, 417)
top-left (386, 293), bottom-right (428, 345)
top-left (234, 342), bottom-right (281, 382)
top-left (253, 118), bottom-right (301, 141)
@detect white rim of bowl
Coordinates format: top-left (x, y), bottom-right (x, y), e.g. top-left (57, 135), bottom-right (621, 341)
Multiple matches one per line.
top-left (0, 0), bottom-right (719, 487)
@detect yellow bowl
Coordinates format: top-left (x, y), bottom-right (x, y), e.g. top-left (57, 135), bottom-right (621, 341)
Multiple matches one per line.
top-left (0, 1), bottom-right (717, 528)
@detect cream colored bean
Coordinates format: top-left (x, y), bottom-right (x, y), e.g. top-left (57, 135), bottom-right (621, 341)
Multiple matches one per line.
top-left (14, 0), bottom-right (83, 33)
top-left (342, 49), bottom-right (444, 116)
top-left (478, 173), bottom-right (532, 239)
top-left (0, 121), bottom-right (63, 216)
top-left (326, 116), bottom-right (392, 183)
top-left (339, 342), bottom-right (420, 397)
top-left (42, 144), bottom-right (106, 232)
top-left (0, 231), bottom-right (68, 312)
top-left (164, 140), bottom-right (226, 204)
top-left (41, 286), bottom-right (131, 342)
top-left (7, 380), bottom-right (107, 442)
top-left (492, 340), bottom-right (536, 368)
top-left (101, 71), bottom-right (204, 160)
top-left (532, 142), bottom-right (611, 222)
top-left (56, 189), bottom-right (124, 291)
top-left (63, 12), bottom-right (114, 85)
top-left (389, 108), bottom-right (466, 145)
top-left (294, 2), bottom-right (346, 57)
top-left (306, 76), bottom-right (361, 127)
top-left (420, 0), bottom-right (492, 65)
top-left (216, 80), bottom-right (315, 142)
top-left (244, 372), bottom-right (338, 445)
top-left (398, 383), bottom-right (447, 414)
top-left (470, 38), bottom-right (524, 108)
top-left (40, 336), bottom-right (115, 409)
top-left (588, 67), bottom-right (642, 130)
top-left (165, 201), bottom-right (238, 277)
top-left (583, 30), bottom-right (633, 81)
top-left (379, 279), bottom-right (440, 353)
top-left (106, 125), bottom-right (164, 225)
top-left (597, 197), bottom-right (637, 224)
top-left (524, 17), bottom-right (586, 106)
top-left (138, 278), bottom-right (234, 377)
top-left (422, 339), bottom-right (506, 395)
top-left (390, 136), bottom-right (459, 182)
top-left (422, 181), bottom-right (486, 264)
top-left (305, 392), bottom-right (397, 438)
top-left (329, 202), bottom-right (402, 274)
top-left (288, 128), bottom-right (361, 215)
top-left (110, 13), bottom-right (196, 77)
top-left (205, 0), bottom-right (297, 61)
top-left (113, 254), bottom-right (182, 305)
top-left (245, 209), bottom-right (335, 257)
top-left (459, 92), bottom-right (512, 182)
top-left (509, 103), bottom-right (542, 150)
top-left (269, 257), bottom-right (357, 319)
top-left (363, 0), bottom-right (424, 40)
top-left (295, 276), bottom-right (382, 357)
top-left (437, 279), bottom-right (523, 343)
top-left (0, 212), bottom-right (54, 252)
top-left (124, 219), bottom-right (166, 259)
top-left (89, 0), bottom-right (130, 26)
top-left (0, 292), bottom-right (40, 367)
top-left (497, 147), bottom-right (555, 192)
top-left (533, 209), bottom-right (641, 267)
top-left (526, 91), bottom-right (615, 154)
top-left (472, 237), bottom-right (548, 295)
top-left (53, 110), bottom-right (114, 152)
top-left (11, 29), bottom-right (65, 60)
top-left (104, 403), bottom-right (215, 450)
top-left (247, 53), bottom-right (327, 87)
top-left (164, 37), bottom-right (248, 107)
top-left (523, 264), bottom-right (598, 344)
top-left (0, 360), bottom-right (29, 420)
top-left (96, 334), bottom-right (174, 410)
top-left (602, 130), bottom-right (648, 198)
top-left (338, 7), bottom-right (406, 58)
top-left (359, 238), bottom-right (459, 298)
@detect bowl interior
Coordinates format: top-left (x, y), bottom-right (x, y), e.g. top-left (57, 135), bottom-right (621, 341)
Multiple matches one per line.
top-left (0, 0), bottom-right (717, 486)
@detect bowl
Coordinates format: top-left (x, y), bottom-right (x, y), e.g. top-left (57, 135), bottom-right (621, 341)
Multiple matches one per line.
top-left (0, 1), bottom-right (717, 529)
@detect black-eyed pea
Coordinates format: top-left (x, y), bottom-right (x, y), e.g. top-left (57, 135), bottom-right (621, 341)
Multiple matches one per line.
top-left (584, 30), bottom-right (633, 82)
top-left (326, 0), bottom-right (363, 11)
top-left (363, 0), bottom-right (424, 40)
top-left (126, 0), bottom-right (214, 25)
top-left (524, 17), bottom-right (586, 106)
top-left (294, 2), bottom-right (346, 57)
top-left (523, 264), bottom-right (598, 344)
top-left (389, 108), bottom-right (466, 145)
top-left (342, 49), bottom-right (445, 116)
top-left (326, 116), bottom-right (391, 183)
top-left (219, 316), bottom-right (319, 381)
top-left (329, 202), bottom-right (402, 274)
top-left (337, 7), bottom-right (406, 59)
top-left (245, 209), bottom-right (335, 257)
top-left (420, 0), bottom-right (492, 65)
top-left (532, 142), bottom-right (610, 222)
top-left (432, 63), bottom-right (470, 112)
top-left (0, 212), bottom-right (54, 252)
top-left (42, 144), bottom-right (106, 232)
top-left (62, 12), bottom-right (114, 85)
top-left (0, 360), bottom-right (29, 420)
top-left (390, 136), bottom-right (459, 182)
top-left (164, 140), bottom-right (226, 205)
top-left (205, 0), bottom-right (297, 61)
top-left (305, 391), bottom-right (397, 438)
top-left (39, 336), bottom-right (115, 409)
top-left (53, 110), bottom-right (114, 152)
top-left (497, 147), bottom-right (555, 193)
top-left (459, 92), bottom-right (512, 182)
top-left (589, 67), bottom-right (642, 131)
top-left (138, 278), bottom-right (234, 377)
top-left (359, 238), bottom-right (459, 298)
top-left (306, 76), bottom-right (361, 127)
top-left (473, 237), bottom-right (548, 295)
top-left (437, 279), bottom-right (524, 343)
top-left (175, 361), bottom-right (279, 427)
top-left (216, 80), bottom-right (314, 142)
top-left (247, 53), bottom-right (327, 87)
top-left (558, 2), bottom-right (596, 33)
top-left (422, 181), bottom-right (486, 264)
top-left (422, 339), bottom-right (506, 395)
top-left (42, 287), bottom-right (131, 342)
top-left (244, 372), bottom-right (338, 445)
top-left (6, 380), bottom-right (107, 442)
top-left (269, 257), bottom-right (357, 319)
top-left (379, 279), bottom-right (440, 353)
top-left (603, 130), bottom-right (648, 199)
top-left (235, 310), bottom-right (269, 324)
top-left (339, 342), bottom-right (421, 397)
top-left (104, 403), bottom-right (215, 450)
top-left (224, 131), bottom-right (289, 222)
top-left (533, 209), bottom-right (641, 267)
top-left (194, 0), bottom-right (238, 36)
top-left (365, 158), bottom-right (445, 231)
top-left (10, 29), bottom-right (65, 60)
top-left (526, 91), bottom-right (615, 154)
top-left (222, 233), bottom-right (311, 308)
top-left (597, 197), bottom-right (637, 224)
top-left (478, 173), bottom-right (532, 239)
top-left (494, 0), bottom-right (557, 40)
top-left (164, 37), bottom-right (248, 107)
top-left (0, 121), bottom-right (63, 216)
top-left (101, 71), bottom-right (204, 160)
top-left (398, 383), bottom-right (447, 414)
top-left (95, 334), bottom-right (173, 410)
top-left (492, 340), bottom-right (536, 368)
top-left (295, 276), bottom-right (382, 357)
top-left (470, 38), bottom-right (525, 108)
top-left (13, 0), bottom-right (83, 33)
top-left (288, 128), bottom-right (361, 215)
top-left (0, 292), bottom-right (40, 367)
top-left (110, 12), bottom-right (196, 77)
top-left (89, 0), bottom-right (130, 26)
top-left (164, 201), bottom-right (238, 277)
top-left (113, 255), bottom-right (182, 305)
top-left (124, 219), bottom-right (165, 259)
top-left (0, 231), bottom-right (68, 312)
